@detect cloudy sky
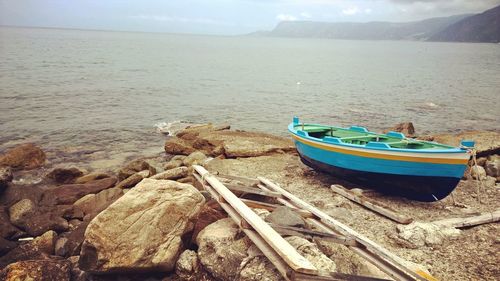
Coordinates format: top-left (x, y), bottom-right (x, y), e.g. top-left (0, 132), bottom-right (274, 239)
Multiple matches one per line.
top-left (1, 0), bottom-right (499, 35)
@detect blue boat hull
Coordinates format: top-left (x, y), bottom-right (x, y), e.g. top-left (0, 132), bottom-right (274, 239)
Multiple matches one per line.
top-left (299, 154), bottom-right (460, 201)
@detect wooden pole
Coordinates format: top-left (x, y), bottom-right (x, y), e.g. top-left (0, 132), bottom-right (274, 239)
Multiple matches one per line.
top-left (433, 210), bottom-right (500, 229)
top-left (330, 184), bottom-right (413, 224)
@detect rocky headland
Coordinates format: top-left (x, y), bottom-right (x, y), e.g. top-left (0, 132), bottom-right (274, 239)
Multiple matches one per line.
top-left (0, 123), bottom-right (499, 281)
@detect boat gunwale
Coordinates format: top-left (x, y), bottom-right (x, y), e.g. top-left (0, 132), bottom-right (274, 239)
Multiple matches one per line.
top-left (288, 123), bottom-right (469, 155)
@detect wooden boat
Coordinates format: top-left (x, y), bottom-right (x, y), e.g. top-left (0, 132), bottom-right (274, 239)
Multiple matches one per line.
top-left (288, 117), bottom-right (473, 201)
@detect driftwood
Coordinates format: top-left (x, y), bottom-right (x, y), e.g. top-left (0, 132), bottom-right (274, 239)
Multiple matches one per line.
top-left (194, 167), bottom-right (435, 281)
top-left (433, 210), bottom-right (500, 229)
top-left (194, 165), bottom-right (318, 274)
top-left (259, 177), bottom-right (433, 281)
top-left (330, 184), bottom-right (413, 224)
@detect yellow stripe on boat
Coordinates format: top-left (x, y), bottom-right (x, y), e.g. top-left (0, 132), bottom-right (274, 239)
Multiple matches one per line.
top-left (292, 135), bottom-right (469, 165)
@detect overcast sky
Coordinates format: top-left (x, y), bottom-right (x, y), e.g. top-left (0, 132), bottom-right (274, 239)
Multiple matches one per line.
top-left (1, 0), bottom-right (499, 35)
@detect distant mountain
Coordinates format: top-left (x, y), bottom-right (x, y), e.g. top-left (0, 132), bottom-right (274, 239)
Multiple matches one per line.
top-left (268, 14), bottom-right (471, 41)
top-left (429, 5), bottom-right (500, 43)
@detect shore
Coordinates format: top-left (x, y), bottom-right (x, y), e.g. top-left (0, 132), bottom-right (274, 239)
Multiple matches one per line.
top-left (0, 123), bottom-right (499, 281)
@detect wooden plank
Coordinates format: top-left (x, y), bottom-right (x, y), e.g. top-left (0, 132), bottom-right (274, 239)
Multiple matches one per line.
top-left (225, 183), bottom-right (283, 198)
top-left (259, 177), bottom-right (434, 281)
top-left (215, 173), bottom-right (260, 186)
top-left (194, 166), bottom-right (318, 275)
top-left (240, 198), bottom-right (315, 218)
top-left (269, 223), bottom-right (357, 246)
top-left (330, 184), bottom-right (413, 224)
top-left (433, 209), bottom-right (500, 228)
top-left (294, 271), bottom-right (392, 281)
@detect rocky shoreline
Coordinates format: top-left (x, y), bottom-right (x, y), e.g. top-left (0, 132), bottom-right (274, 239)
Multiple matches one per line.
top-left (0, 123), bottom-right (499, 281)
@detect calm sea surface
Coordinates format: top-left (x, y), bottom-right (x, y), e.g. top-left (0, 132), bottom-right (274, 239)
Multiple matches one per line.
top-left (1, 27), bottom-right (499, 169)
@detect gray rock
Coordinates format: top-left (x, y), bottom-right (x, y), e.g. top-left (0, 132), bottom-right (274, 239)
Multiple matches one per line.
top-left (163, 159), bottom-right (184, 170)
top-left (79, 179), bottom-right (205, 273)
top-left (115, 170), bottom-right (149, 189)
top-left (9, 198), bottom-right (36, 227)
top-left (396, 222), bottom-right (461, 247)
top-left (73, 187), bottom-right (123, 218)
top-left (196, 218), bottom-right (252, 281)
top-left (118, 159), bottom-right (156, 181)
top-left (239, 245), bottom-right (283, 281)
top-left (285, 236), bottom-right (337, 272)
top-left (176, 250), bottom-right (201, 281)
top-left (316, 240), bottom-right (387, 277)
top-left (151, 167), bottom-right (189, 180)
top-left (265, 206), bottom-right (305, 228)
top-left (183, 151), bottom-right (207, 167)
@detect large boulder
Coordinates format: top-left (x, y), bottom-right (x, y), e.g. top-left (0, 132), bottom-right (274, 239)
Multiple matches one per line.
top-left (0, 259), bottom-right (71, 281)
top-left (0, 230), bottom-right (57, 268)
top-left (46, 167), bottom-right (85, 184)
top-left (79, 179), bottom-right (205, 273)
top-left (0, 166), bottom-right (13, 191)
top-left (0, 143), bottom-right (46, 170)
top-left (432, 131), bottom-right (500, 157)
top-left (46, 177), bottom-right (117, 205)
top-left (196, 218), bottom-right (252, 281)
top-left (118, 159), bottom-right (156, 181)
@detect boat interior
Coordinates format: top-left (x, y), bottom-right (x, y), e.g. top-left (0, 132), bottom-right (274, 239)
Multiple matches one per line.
top-left (294, 124), bottom-right (454, 150)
